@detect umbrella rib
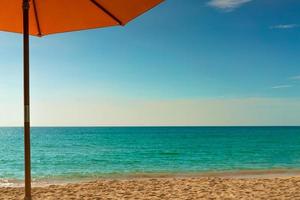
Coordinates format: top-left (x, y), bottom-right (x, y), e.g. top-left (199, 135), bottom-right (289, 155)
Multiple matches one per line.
top-left (89, 0), bottom-right (123, 26)
top-left (32, 0), bottom-right (42, 36)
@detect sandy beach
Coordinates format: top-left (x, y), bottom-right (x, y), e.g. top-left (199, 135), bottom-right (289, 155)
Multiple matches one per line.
top-left (2, 171), bottom-right (300, 200)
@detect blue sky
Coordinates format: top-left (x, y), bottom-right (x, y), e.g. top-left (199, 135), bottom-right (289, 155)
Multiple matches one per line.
top-left (0, 0), bottom-right (300, 126)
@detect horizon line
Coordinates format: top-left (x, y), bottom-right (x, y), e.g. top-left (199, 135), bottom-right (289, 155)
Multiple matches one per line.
top-left (0, 125), bottom-right (299, 128)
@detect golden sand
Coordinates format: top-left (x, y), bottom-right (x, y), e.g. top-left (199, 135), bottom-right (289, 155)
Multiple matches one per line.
top-left (1, 176), bottom-right (300, 200)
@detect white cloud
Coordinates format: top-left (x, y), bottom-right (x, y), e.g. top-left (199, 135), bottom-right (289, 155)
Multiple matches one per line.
top-left (270, 24), bottom-right (300, 29)
top-left (271, 85), bottom-right (293, 89)
top-left (290, 75), bottom-right (300, 80)
top-left (207, 0), bottom-right (252, 11)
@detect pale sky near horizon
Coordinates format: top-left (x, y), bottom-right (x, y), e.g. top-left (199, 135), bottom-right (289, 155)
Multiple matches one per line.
top-left (0, 0), bottom-right (300, 126)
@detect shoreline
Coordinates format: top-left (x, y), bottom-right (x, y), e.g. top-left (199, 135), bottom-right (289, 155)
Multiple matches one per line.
top-left (3, 168), bottom-right (300, 188)
top-left (2, 172), bottom-right (300, 199)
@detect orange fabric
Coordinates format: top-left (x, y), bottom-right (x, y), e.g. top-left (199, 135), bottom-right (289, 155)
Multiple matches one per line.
top-left (0, 0), bottom-right (163, 36)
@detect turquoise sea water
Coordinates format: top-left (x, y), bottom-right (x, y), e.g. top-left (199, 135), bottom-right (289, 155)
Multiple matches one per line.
top-left (1, 127), bottom-right (300, 181)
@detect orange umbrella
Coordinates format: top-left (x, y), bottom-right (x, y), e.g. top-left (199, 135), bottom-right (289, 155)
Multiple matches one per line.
top-left (0, 1), bottom-right (163, 199)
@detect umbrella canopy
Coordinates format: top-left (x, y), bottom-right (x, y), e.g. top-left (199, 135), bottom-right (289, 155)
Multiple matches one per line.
top-left (0, 0), bottom-right (163, 36)
top-left (0, 1), bottom-right (163, 200)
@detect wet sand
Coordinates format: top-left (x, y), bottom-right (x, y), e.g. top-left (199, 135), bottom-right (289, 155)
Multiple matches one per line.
top-left (1, 170), bottom-right (300, 200)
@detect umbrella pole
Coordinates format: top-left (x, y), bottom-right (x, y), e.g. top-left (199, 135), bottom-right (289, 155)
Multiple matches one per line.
top-left (23, 0), bottom-right (31, 200)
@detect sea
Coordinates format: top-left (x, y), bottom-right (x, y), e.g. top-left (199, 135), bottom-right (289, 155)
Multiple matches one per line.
top-left (0, 126), bottom-right (300, 184)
